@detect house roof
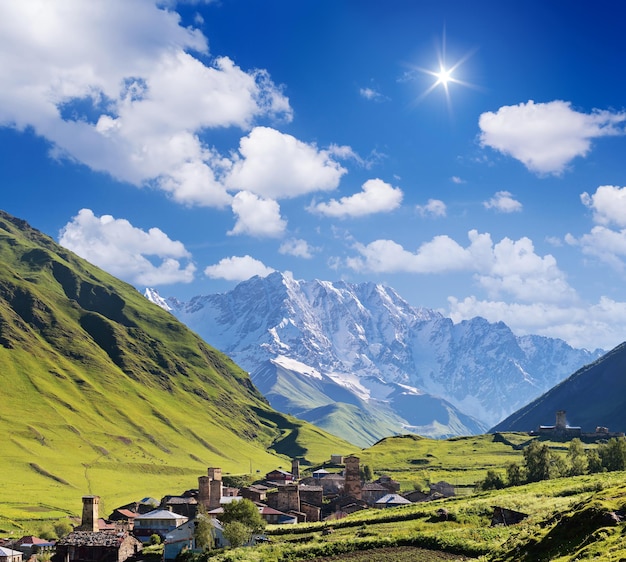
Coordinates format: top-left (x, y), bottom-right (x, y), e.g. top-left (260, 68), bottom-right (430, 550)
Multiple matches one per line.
top-left (362, 483), bottom-right (388, 491)
top-left (15, 537), bottom-right (49, 546)
top-left (113, 509), bottom-right (137, 519)
top-left (135, 509), bottom-right (187, 521)
top-left (56, 531), bottom-right (137, 548)
top-left (0, 547), bottom-right (23, 556)
top-left (375, 494), bottom-right (412, 505)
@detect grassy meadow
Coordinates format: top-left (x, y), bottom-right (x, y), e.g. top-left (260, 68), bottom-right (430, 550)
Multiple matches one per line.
top-left (207, 471), bottom-right (626, 561)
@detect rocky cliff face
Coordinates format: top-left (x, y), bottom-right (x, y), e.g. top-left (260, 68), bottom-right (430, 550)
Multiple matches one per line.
top-left (148, 271), bottom-right (603, 444)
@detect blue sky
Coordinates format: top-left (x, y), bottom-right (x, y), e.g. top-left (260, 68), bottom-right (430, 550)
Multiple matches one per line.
top-left (2, 0), bottom-right (626, 351)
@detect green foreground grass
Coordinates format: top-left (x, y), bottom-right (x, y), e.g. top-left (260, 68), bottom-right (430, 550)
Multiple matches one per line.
top-left (207, 471), bottom-right (626, 561)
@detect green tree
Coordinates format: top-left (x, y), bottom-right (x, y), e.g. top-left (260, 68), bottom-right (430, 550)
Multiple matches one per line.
top-left (523, 440), bottom-right (562, 482)
top-left (586, 449), bottom-right (604, 473)
top-left (361, 464), bottom-right (373, 482)
top-left (477, 470), bottom-right (506, 491)
top-left (567, 438), bottom-right (588, 476)
top-left (194, 513), bottom-right (215, 551)
top-left (599, 437), bottom-right (626, 472)
top-left (53, 519), bottom-right (73, 539)
top-left (149, 534), bottom-right (162, 545)
top-left (222, 521), bottom-right (251, 548)
top-left (220, 498), bottom-right (265, 533)
top-left (506, 462), bottom-right (525, 486)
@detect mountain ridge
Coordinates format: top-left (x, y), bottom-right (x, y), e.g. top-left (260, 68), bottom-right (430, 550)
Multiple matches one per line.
top-left (149, 271), bottom-right (604, 445)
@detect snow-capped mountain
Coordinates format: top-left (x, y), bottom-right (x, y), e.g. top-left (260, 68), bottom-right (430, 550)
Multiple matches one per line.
top-left (145, 272), bottom-right (604, 445)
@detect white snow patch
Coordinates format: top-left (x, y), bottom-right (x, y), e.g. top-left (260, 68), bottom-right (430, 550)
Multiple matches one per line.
top-left (272, 356), bottom-right (322, 379)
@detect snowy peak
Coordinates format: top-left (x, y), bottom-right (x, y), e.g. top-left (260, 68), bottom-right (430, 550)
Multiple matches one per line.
top-left (148, 272), bottom-right (604, 444)
top-left (144, 287), bottom-right (172, 311)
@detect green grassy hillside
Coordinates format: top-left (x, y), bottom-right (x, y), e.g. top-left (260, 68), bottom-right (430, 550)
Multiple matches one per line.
top-left (0, 210), bottom-right (353, 532)
top-left (215, 472), bottom-right (626, 561)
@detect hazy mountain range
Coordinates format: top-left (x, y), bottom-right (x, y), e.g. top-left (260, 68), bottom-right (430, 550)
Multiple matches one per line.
top-left (147, 272), bottom-right (604, 446)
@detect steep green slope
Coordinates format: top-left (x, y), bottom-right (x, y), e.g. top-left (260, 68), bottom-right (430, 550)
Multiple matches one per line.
top-left (0, 210), bottom-right (353, 528)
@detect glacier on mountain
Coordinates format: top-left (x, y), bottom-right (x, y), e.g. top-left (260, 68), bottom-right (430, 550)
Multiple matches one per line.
top-left (145, 272), bottom-right (604, 445)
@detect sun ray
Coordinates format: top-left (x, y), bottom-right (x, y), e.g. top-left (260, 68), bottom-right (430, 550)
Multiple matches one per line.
top-left (408, 28), bottom-right (479, 113)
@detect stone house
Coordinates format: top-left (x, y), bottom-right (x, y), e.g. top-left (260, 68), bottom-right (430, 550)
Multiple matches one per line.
top-left (54, 532), bottom-right (142, 562)
top-left (0, 547), bottom-right (22, 562)
top-left (362, 483), bottom-right (389, 506)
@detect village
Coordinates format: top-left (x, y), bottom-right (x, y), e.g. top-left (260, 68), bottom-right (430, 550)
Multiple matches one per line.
top-left (0, 454), bottom-right (458, 562)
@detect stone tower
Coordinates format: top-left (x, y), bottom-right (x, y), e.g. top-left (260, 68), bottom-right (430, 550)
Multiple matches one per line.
top-left (208, 468), bottom-right (223, 510)
top-left (556, 410), bottom-right (567, 431)
top-left (276, 483), bottom-right (300, 513)
top-left (343, 455), bottom-right (362, 499)
top-left (198, 467), bottom-right (223, 511)
top-left (80, 495), bottom-right (99, 532)
top-left (291, 458), bottom-right (300, 481)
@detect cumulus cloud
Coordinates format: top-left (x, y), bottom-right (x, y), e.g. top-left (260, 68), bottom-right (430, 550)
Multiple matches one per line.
top-left (416, 199), bottom-right (446, 218)
top-left (309, 178), bottom-right (403, 218)
top-left (204, 255), bottom-right (275, 280)
top-left (225, 126), bottom-right (347, 199)
top-left (567, 186), bottom-right (626, 271)
top-left (447, 295), bottom-right (625, 351)
top-left (581, 185), bottom-right (626, 227)
top-left (347, 230), bottom-right (575, 304)
top-left (279, 238), bottom-right (316, 259)
top-left (228, 191), bottom-right (286, 238)
top-left (58, 209), bottom-right (196, 285)
top-left (0, 1), bottom-right (291, 207)
top-left (479, 100), bottom-right (626, 175)
top-left (451, 176), bottom-right (466, 184)
top-left (483, 191), bottom-right (522, 213)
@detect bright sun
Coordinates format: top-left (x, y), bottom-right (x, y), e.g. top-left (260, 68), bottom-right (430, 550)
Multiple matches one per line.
top-left (410, 30), bottom-right (478, 110)
top-left (435, 66), bottom-right (453, 87)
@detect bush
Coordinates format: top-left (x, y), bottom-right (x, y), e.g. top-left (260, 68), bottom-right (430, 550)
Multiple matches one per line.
top-left (150, 534), bottom-right (162, 545)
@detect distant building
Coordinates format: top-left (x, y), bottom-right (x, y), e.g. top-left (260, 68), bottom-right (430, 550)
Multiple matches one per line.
top-left (374, 494), bottom-right (412, 509)
top-left (0, 547), bottom-right (23, 562)
top-left (163, 517), bottom-right (226, 560)
top-left (133, 509), bottom-right (188, 543)
top-left (539, 410), bottom-right (581, 438)
top-left (265, 469), bottom-right (294, 484)
top-left (54, 531), bottom-right (142, 562)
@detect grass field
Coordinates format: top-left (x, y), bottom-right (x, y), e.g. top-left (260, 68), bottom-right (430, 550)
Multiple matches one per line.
top-left (206, 471), bottom-right (626, 561)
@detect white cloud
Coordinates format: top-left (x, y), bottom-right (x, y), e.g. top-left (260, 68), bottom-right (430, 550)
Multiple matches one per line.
top-left (483, 191), bottom-right (522, 213)
top-left (447, 295), bottom-right (625, 351)
top-left (359, 87), bottom-right (385, 101)
top-left (581, 185), bottom-right (626, 227)
top-left (567, 186), bottom-right (626, 271)
top-left (204, 255), bottom-right (275, 281)
top-left (347, 230), bottom-right (575, 304)
top-left (451, 176), bottom-right (465, 184)
top-left (58, 209), bottom-right (196, 285)
top-left (309, 178), bottom-right (403, 218)
top-left (0, 1), bottom-right (291, 207)
top-left (279, 238), bottom-right (316, 259)
top-left (568, 226), bottom-right (626, 271)
top-left (225, 126), bottom-right (347, 199)
top-left (416, 199), bottom-right (446, 218)
top-left (228, 191), bottom-right (286, 238)
top-left (479, 100), bottom-right (626, 175)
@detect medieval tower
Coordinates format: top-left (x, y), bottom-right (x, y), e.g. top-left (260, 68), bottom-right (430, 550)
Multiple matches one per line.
top-left (198, 467), bottom-right (223, 511)
top-left (343, 455), bottom-right (362, 499)
top-left (291, 458), bottom-right (300, 481)
top-left (79, 495), bottom-right (99, 532)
